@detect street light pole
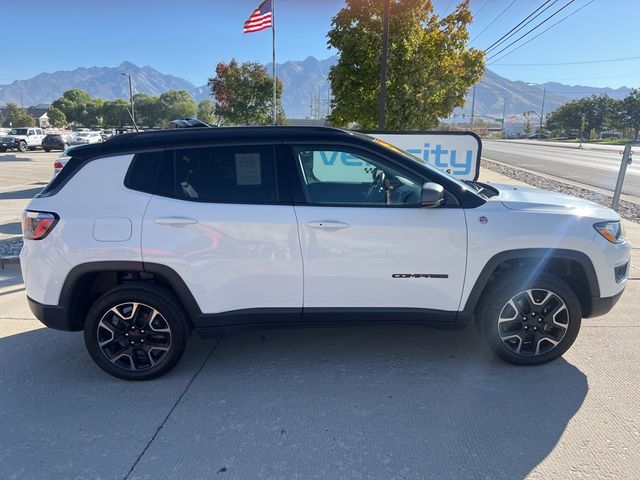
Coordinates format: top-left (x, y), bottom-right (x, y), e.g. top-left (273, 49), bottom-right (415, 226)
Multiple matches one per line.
top-left (121, 73), bottom-right (135, 126)
top-left (501, 96), bottom-right (507, 139)
top-left (538, 87), bottom-right (546, 140)
top-left (377, 0), bottom-right (390, 130)
top-left (470, 84), bottom-right (476, 130)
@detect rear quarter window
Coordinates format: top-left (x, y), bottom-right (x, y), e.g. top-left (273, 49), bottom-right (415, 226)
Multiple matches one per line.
top-left (124, 151), bottom-right (163, 194)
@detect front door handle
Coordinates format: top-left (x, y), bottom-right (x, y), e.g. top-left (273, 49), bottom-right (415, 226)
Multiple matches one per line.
top-left (154, 216), bottom-right (198, 226)
top-left (307, 221), bottom-right (350, 230)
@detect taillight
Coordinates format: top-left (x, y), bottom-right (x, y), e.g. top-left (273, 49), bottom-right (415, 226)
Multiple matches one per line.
top-left (22, 211), bottom-right (59, 240)
top-left (54, 161), bottom-right (64, 170)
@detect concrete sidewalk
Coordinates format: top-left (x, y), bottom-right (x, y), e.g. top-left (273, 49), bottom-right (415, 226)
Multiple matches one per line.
top-left (491, 138), bottom-right (638, 153)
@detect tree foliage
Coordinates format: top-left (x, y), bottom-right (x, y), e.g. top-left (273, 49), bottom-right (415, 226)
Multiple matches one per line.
top-left (47, 106), bottom-right (67, 128)
top-left (619, 88), bottom-right (640, 140)
top-left (327, 0), bottom-right (484, 130)
top-left (158, 90), bottom-right (197, 123)
top-left (208, 59), bottom-right (285, 125)
top-left (546, 94), bottom-right (621, 138)
top-left (50, 89), bottom-right (203, 127)
top-left (3, 103), bottom-right (35, 127)
top-left (197, 99), bottom-right (216, 125)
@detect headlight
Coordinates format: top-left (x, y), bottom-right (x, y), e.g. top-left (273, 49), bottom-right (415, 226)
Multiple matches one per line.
top-left (594, 221), bottom-right (625, 244)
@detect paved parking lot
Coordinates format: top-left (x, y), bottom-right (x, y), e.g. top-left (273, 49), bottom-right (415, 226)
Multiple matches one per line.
top-left (1, 150), bottom-right (639, 479)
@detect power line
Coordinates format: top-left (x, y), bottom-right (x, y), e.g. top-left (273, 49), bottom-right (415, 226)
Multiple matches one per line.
top-left (471, 0), bottom-right (519, 42)
top-left (484, 0), bottom-right (558, 53)
top-left (493, 55), bottom-right (640, 67)
top-left (441, 0), bottom-right (455, 16)
top-left (488, 0), bottom-right (596, 64)
top-left (473, 0), bottom-right (491, 16)
top-left (487, 0), bottom-right (578, 61)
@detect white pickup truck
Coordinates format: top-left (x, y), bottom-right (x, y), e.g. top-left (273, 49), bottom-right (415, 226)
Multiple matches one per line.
top-left (0, 127), bottom-right (46, 152)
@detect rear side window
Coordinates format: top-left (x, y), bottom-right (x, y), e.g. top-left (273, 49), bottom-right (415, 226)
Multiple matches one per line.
top-left (157, 145), bottom-right (278, 203)
top-left (124, 151), bottom-right (162, 194)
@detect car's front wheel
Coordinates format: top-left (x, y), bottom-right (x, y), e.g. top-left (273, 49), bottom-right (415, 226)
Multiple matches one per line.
top-left (477, 274), bottom-right (582, 365)
top-left (18, 141), bottom-right (27, 152)
top-left (84, 284), bottom-right (190, 380)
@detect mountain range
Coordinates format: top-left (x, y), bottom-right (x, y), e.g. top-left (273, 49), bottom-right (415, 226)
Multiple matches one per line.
top-left (0, 57), bottom-right (632, 119)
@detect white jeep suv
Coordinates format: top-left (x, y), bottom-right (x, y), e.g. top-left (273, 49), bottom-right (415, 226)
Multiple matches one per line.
top-left (20, 127), bottom-right (631, 380)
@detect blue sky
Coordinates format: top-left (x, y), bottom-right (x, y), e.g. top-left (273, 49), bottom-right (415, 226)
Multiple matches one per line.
top-left (2, 0), bottom-right (637, 89)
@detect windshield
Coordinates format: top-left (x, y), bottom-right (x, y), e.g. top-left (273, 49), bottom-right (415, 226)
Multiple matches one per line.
top-left (9, 128), bottom-right (28, 135)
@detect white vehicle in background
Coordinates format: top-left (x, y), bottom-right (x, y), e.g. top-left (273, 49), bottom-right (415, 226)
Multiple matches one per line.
top-left (100, 129), bottom-right (115, 141)
top-left (53, 146), bottom-right (78, 175)
top-left (69, 131), bottom-right (102, 145)
top-left (0, 127), bottom-right (46, 152)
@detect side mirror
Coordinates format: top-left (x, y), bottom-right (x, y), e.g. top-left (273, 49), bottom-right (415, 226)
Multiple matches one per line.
top-left (421, 182), bottom-right (444, 208)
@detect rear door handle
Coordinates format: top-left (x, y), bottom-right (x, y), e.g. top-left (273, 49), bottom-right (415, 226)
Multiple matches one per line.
top-left (307, 221), bottom-right (350, 230)
top-left (154, 216), bottom-right (198, 226)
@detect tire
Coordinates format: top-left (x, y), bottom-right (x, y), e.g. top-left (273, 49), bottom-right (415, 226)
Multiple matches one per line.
top-left (84, 283), bottom-right (190, 380)
top-left (44, 148), bottom-right (51, 152)
top-left (476, 273), bottom-right (582, 366)
top-left (0, 147), bottom-right (6, 152)
top-left (18, 141), bottom-right (28, 152)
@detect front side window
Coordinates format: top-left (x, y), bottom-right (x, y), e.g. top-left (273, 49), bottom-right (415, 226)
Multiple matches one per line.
top-left (162, 145), bottom-right (278, 203)
top-left (293, 146), bottom-right (423, 206)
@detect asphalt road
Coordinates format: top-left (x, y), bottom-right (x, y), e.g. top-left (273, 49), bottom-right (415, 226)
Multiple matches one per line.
top-left (482, 140), bottom-right (640, 199)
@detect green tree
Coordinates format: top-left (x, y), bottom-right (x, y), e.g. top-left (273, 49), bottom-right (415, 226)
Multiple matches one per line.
top-left (327, 0), bottom-right (484, 130)
top-left (523, 118), bottom-right (532, 136)
top-left (208, 59), bottom-right (285, 125)
top-left (103, 99), bottom-right (131, 127)
top-left (133, 93), bottom-right (162, 127)
top-left (158, 90), bottom-right (197, 123)
top-left (4, 103), bottom-right (35, 127)
top-left (52, 89), bottom-right (92, 125)
top-left (197, 99), bottom-right (216, 125)
top-left (618, 89), bottom-right (640, 140)
top-left (47, 106), bottom-right (67, 128)
top-left (546, 94), bottom-right (618, 138)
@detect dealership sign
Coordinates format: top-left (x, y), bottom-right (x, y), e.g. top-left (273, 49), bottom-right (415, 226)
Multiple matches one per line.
top-left (365, 131), bottom-right (481, 181)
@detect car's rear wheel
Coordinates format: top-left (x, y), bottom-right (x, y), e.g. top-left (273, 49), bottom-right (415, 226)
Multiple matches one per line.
top-left (18, 141), bottom-right (27, 152)
top-left (44, 148), bottom-right (51, 152)
top-left (84, 284), bottom-right (190, 380)
top-left (477, 274), bottom-right (582, 365)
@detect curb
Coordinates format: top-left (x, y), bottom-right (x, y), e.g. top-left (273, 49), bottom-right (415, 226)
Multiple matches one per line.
top-left (493, 139), bottom-right (637, 153)
top-left (0, 256), bottom-right (20, 269)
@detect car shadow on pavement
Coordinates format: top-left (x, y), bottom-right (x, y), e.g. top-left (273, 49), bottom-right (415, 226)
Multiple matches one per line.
top-left (0, 325), bottom-right (588, 479)
top-left (0, 186), bottom-right (44, 200)
top-left (134, 326), bottom-right (588, 479)
top-left (0, 154), bottom-right (32, 162)
top-left (0, 221), bottom-right (21, 235)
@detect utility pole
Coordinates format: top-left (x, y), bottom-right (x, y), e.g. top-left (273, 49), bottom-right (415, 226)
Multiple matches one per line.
top-left (377, 0), bottom-right (390, 130)
top-left (121, 73), bottom-right (135, 126)
top-left (501, 96), bottom-right (507, 139)
top-left (538, 87), bottom-right (546, 140)
top-left (470, 84), bottom-right (476, 130)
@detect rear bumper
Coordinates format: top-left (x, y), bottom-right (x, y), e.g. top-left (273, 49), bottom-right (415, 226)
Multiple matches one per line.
top-left (586, 289), bottom-right (625, 318)
top-left (27, 296), bottom-right (78, 331)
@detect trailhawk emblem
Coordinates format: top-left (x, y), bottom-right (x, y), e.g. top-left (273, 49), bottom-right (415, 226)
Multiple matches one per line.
top-left (392, 273), bottom-right (449, 279)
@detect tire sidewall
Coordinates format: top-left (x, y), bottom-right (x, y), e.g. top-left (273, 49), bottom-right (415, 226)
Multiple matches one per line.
top-left (478, 274), bottom-right (582, 365)
top-left (84, 286), bottom-right (189, 380)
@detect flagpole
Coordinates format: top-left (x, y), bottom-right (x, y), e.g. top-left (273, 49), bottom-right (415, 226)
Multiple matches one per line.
top-left (272, 0), bottom-right (277, 125)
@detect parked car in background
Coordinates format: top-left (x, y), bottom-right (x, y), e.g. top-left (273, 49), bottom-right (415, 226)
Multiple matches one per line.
top-left (53, 146), bottom-right (77, 175)
top-left (69, 131), bottom-right (102, 145)
top-left (100, 129), bottom-right (115, 141)
top-left (42, 132), bottom-right (72, 152)
top-left (0, 127), bottom-right (46, 152)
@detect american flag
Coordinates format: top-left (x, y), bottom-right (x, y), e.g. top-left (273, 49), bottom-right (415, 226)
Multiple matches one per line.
top-left (243, 0), bottom-right (273, 33)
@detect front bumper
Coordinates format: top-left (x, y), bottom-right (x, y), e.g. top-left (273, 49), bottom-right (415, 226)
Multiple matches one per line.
top-left (586, 289), bottom-right (625, 318)
top-left (1, 141), bottom-right (18, 149)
